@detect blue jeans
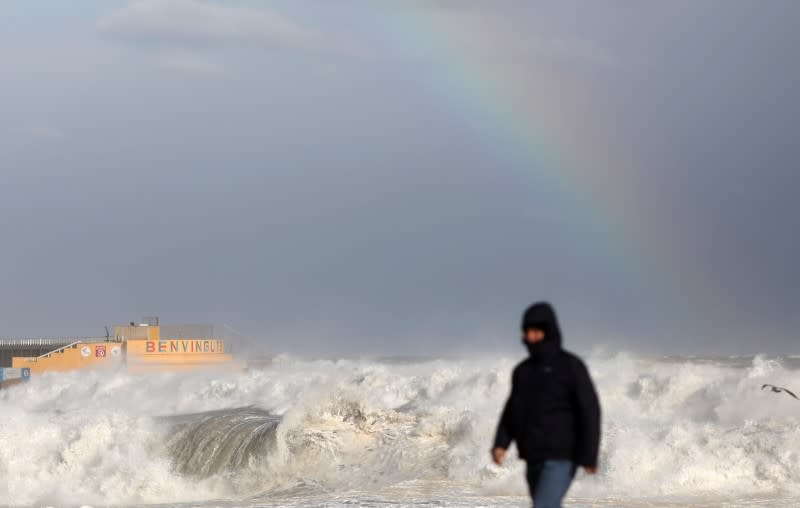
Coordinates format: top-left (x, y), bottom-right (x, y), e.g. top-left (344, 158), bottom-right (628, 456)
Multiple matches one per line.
top-left (526, 459), bottom-right (576, 508)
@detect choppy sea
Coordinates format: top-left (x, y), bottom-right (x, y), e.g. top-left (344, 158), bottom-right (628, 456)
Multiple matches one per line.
top-left (2, 353), bottom-right (800, 507)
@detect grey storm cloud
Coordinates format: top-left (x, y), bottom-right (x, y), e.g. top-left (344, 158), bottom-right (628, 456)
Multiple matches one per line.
top-left (0, 0), bottom-right (798, 357)
top-left (96, 0), bottom-right (318, 75)
top-left (97, 0), bottom-right (314, 48)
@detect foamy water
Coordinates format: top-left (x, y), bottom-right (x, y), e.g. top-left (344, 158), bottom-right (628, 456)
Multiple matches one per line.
top-left (1, 353), bottom-right (799, 507)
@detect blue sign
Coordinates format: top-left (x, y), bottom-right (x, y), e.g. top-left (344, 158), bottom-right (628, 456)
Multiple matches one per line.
top-left (0, 368), bottom-right (31, 382)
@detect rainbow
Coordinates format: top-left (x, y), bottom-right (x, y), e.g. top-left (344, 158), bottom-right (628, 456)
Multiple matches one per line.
top-left (374, 8), bottom-right (692, 324)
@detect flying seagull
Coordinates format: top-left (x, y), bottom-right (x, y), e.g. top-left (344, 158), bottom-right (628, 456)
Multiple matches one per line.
top-left (761, 384), bottom-right (799, 400)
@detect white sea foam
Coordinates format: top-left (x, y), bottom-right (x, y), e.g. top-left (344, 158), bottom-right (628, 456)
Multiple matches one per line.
top-left (1, 353), bottom-right (799, 507)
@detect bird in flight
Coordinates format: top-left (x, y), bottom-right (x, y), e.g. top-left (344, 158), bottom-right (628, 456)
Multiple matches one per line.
top-left (761, 384), bottom-right (799, 400)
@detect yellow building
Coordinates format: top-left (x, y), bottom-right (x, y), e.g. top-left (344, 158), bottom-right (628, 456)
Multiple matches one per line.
top-left (11, 322), bottom-right (235, 374)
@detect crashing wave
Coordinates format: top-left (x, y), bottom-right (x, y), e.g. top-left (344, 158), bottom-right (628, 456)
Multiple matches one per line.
top-left (1, 354), bottom-right (799, 506)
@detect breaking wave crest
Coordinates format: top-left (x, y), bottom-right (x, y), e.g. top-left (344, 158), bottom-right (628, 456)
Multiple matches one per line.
top-left (1, 353), bottom-right (800, 506)
top-left (166, 407), bottom-right (280, 477)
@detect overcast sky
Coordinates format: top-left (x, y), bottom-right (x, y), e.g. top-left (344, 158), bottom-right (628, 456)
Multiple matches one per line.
top-left (1, 1), bottom-right (798, 356)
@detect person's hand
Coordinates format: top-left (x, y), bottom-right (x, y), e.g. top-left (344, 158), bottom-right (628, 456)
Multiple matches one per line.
top-left (583, 466), bottom-right (598, 474)
top-left (491, 447), bottom-right (506, 466)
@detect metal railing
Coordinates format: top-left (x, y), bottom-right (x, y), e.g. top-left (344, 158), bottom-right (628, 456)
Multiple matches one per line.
top-left (34, 340), bottom-right (84, 360)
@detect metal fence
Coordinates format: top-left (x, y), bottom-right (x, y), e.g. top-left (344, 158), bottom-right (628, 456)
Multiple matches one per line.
top-left (0, 338), bottom-right (83, 349)
top-left (160, 324), bottom-right (215, 339)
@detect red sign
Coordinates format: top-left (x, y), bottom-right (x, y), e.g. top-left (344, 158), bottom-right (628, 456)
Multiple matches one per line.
top-left (145, 340), bottom-right (224, 354)
top-left (96, 345), bottom-right (107, 357)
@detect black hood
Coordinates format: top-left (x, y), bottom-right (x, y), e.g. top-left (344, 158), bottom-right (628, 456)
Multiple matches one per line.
top-left (521, 302), bottom-right (562, 357)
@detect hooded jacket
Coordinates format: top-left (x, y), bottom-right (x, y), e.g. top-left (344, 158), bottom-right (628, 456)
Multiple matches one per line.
top-left (493, 302), bottom-right (601, 467)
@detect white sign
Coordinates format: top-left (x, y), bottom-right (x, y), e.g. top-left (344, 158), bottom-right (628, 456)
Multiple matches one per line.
top-left (80, 346), bottom-right (91, 357)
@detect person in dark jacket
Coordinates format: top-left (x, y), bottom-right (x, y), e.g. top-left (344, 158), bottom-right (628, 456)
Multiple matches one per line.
top-left (492, 302), bottom-right (601, 507)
